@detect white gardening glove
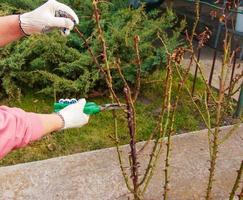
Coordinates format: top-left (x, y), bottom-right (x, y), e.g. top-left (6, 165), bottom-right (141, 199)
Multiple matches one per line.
top-left (19, 0), bottom-right (79, 36)
top-left (58, 99), bottom-right (89, 130)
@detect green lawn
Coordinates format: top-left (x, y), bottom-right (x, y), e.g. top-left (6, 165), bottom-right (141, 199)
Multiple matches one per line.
top-left (0, 70), bottom-right (237, 166)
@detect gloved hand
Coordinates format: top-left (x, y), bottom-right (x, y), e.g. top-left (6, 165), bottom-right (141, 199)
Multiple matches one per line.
top-left (19, 0), bottom-right (79, 36)
top-left (57, 99), bottom-right (89, 130)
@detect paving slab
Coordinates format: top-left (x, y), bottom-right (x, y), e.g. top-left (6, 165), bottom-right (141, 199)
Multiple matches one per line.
top-left (0, 125), bottom-right (242, 200)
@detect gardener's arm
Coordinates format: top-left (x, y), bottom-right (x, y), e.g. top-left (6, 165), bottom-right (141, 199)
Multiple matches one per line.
top-left (0, 99), bottom-right (89, 159)
top-left (0, 0), bottom-right (79, 47)
top-left (0, 16), bottom-right (24, 46)
top-left (0, 0), bottom-right (85, 159)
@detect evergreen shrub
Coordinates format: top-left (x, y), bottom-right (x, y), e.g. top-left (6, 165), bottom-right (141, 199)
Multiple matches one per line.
top-left (0, 0), bottom-right (185, 98)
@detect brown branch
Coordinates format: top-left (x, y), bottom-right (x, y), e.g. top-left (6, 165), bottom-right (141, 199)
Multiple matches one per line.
top-left (133, 35), bottom-right (142, 103)
top-left (224, 71), bottom-right (243, 94)
top-left (229, 161), bottom-right (243, 200)
top-left (174, 63), bottom-right (213, 133)
top-left (219, 123), bottom-right (241, 145)
top-left (116, 60), bottom-right (141, 199)
top-left (189, 0), bottom-right (200, 46)
top-left (139, 56), bottom-right (173, 190)
top-left (91, 0), bottom-right (122, 105)
top-left (206, 22), bottom-right (231, 200)
top-left (238, 185), bottom-right (243, 200)
top-left (139, 33), bottom-right (193, 194)
top-left (124, 86), bottom-right (140, 199)
top-left (74, 27), bottom-right (120, 105)
top-left (191, 54), bottom-right (217, 104)
top-left (83, 1), bottom-right (136, 196)
top-left (204, 91), bottom-right (212, 157)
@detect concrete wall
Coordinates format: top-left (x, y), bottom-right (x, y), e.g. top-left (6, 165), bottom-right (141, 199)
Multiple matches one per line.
top-left (0, 125), bottom-right (242, 200)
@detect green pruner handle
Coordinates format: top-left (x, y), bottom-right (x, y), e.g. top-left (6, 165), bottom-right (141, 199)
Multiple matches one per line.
top-left (54, 102), bottom-right (101, 115)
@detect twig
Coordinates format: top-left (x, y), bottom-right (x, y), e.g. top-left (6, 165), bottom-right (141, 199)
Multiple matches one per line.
top-left (133, 35), bottom-right (142, 103)
top-left (116, 60), bottom-right (141, 199)
top-left (204, 91), bottom-right (212, 157)
top-left (174, 64), bottom-right (213, 133)
top-left (238, 186), bottom-right (243, 200)
top-left (124, 86), bottom-right (140, 199)
top-left (113, 110), bottom-right (133, 192)
top-left (191, 54), bottom-right (217, 104)
top-left (138, 53), bottom-right (173, 195)
top-left (229, 161), bottom-right (243, 200)
top-left (219, 123), bottom-right (241, 145)
top-left (74, 27), bottom-right (121, 105)
top-left (225, 72), bottom-right (243, 94)
top-left (206, 25), bottom-right (230, 200)
top-left (189, 0), bottom-right (200, 46)
top-left (161, 56), bottom-right (173, 200)
top-left (86, 1), bottom-right (135, 196)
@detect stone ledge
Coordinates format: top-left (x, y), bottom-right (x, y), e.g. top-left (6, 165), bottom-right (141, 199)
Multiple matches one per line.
top-left (0, 125), bottom-right (242, 200)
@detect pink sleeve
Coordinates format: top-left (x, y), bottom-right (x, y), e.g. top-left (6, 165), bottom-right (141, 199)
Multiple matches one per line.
top-left (0, 106), bottom-right (44, 159)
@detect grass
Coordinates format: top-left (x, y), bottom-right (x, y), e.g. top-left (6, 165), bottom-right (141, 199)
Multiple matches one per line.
top-left (0, 69), bottom-right (238, 166)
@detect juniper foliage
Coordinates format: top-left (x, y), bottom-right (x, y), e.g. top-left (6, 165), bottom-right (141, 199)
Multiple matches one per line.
top-left (0, 0), bottom-right (185, 99)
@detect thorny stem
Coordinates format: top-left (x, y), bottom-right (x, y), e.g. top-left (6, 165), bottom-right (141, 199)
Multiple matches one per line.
top-left (74, 27), bottom-right (120, 104)
top-left (238, 185), bottom-right (243, 200)
top-left (191, 54), bottom-right (217, 104)
top-left (141, 55), bottom-right (174, 195)
top-left (141, 140), bottom-right (163, 195)
top-left (162, 55), bottom-right (173, 200)
top-left (124, 87), bottom-right (140, 199)
top-left (205, 28), bottom-right (230, 200)
top-left (175, 64), bottom-right (213, 135)
top-left (73, 1), bottom-right (243, 200)
top-left (222, 36), bottom-right (233, 94)
top-left (139, 57), bottom-right (173, 190)
top-left (225, 72), bottom-right (243, 95)
top-left (219, 123), bottom-right (241, 145)
top-left (224, 47), bottom-right (237, 97)
top-left (206, 128), bottom-right (220, 200)
top-left (116, 145), bottom-right (134, 192)
top-left (114, 110), bottom-right (133, 192)
top-left (158, 31), bottom-right (197, 199)
top-left (204, 91), bottom-right (212, 157)
top-left (141, 57), bottom-right (192, 198)
top-left (189, 0), bottom-right (200, 46)
top-left (92, 0), bottom-right (113, 87)
top-left (116, 61), bottom-right (141, 199)
top-left (163, 60), bottom-right (193, 199)
top-left (137, 65), bottom-right (172, 191)
top-left (74, 4), bottom-right (133, 194)
top-left (74, 4), bottom-right (132, 192)
top-left (163, 127), bottom-right (174, 200)
top-left (184, 0), bottom-right (216, 110)
top-left (137, 123), bottom-right (160, 155)
top-left (229, 85), bottom-right (242, 97)
top-left (163, 51), bottom-right (192, 199)
top-left (88, 0), bottom-right (135, 196)
top-left (176, 55), bottom-right (241, 200)
top-left (229, 161), bottom-right (243, 200)
top-left (141, 47), bottom-right (189, 197)
top-left (186, 0), bottom-right (216, 104)
top-left (138, 61), bottom-right (173, 188)
top-left (139, 31), bottom-right (193, 195)
top-left (133, 35), bottom-right (142, 103)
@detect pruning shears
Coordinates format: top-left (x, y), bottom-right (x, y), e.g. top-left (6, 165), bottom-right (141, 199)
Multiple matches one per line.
top-left (54, 99), bottom-right (126, 115)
